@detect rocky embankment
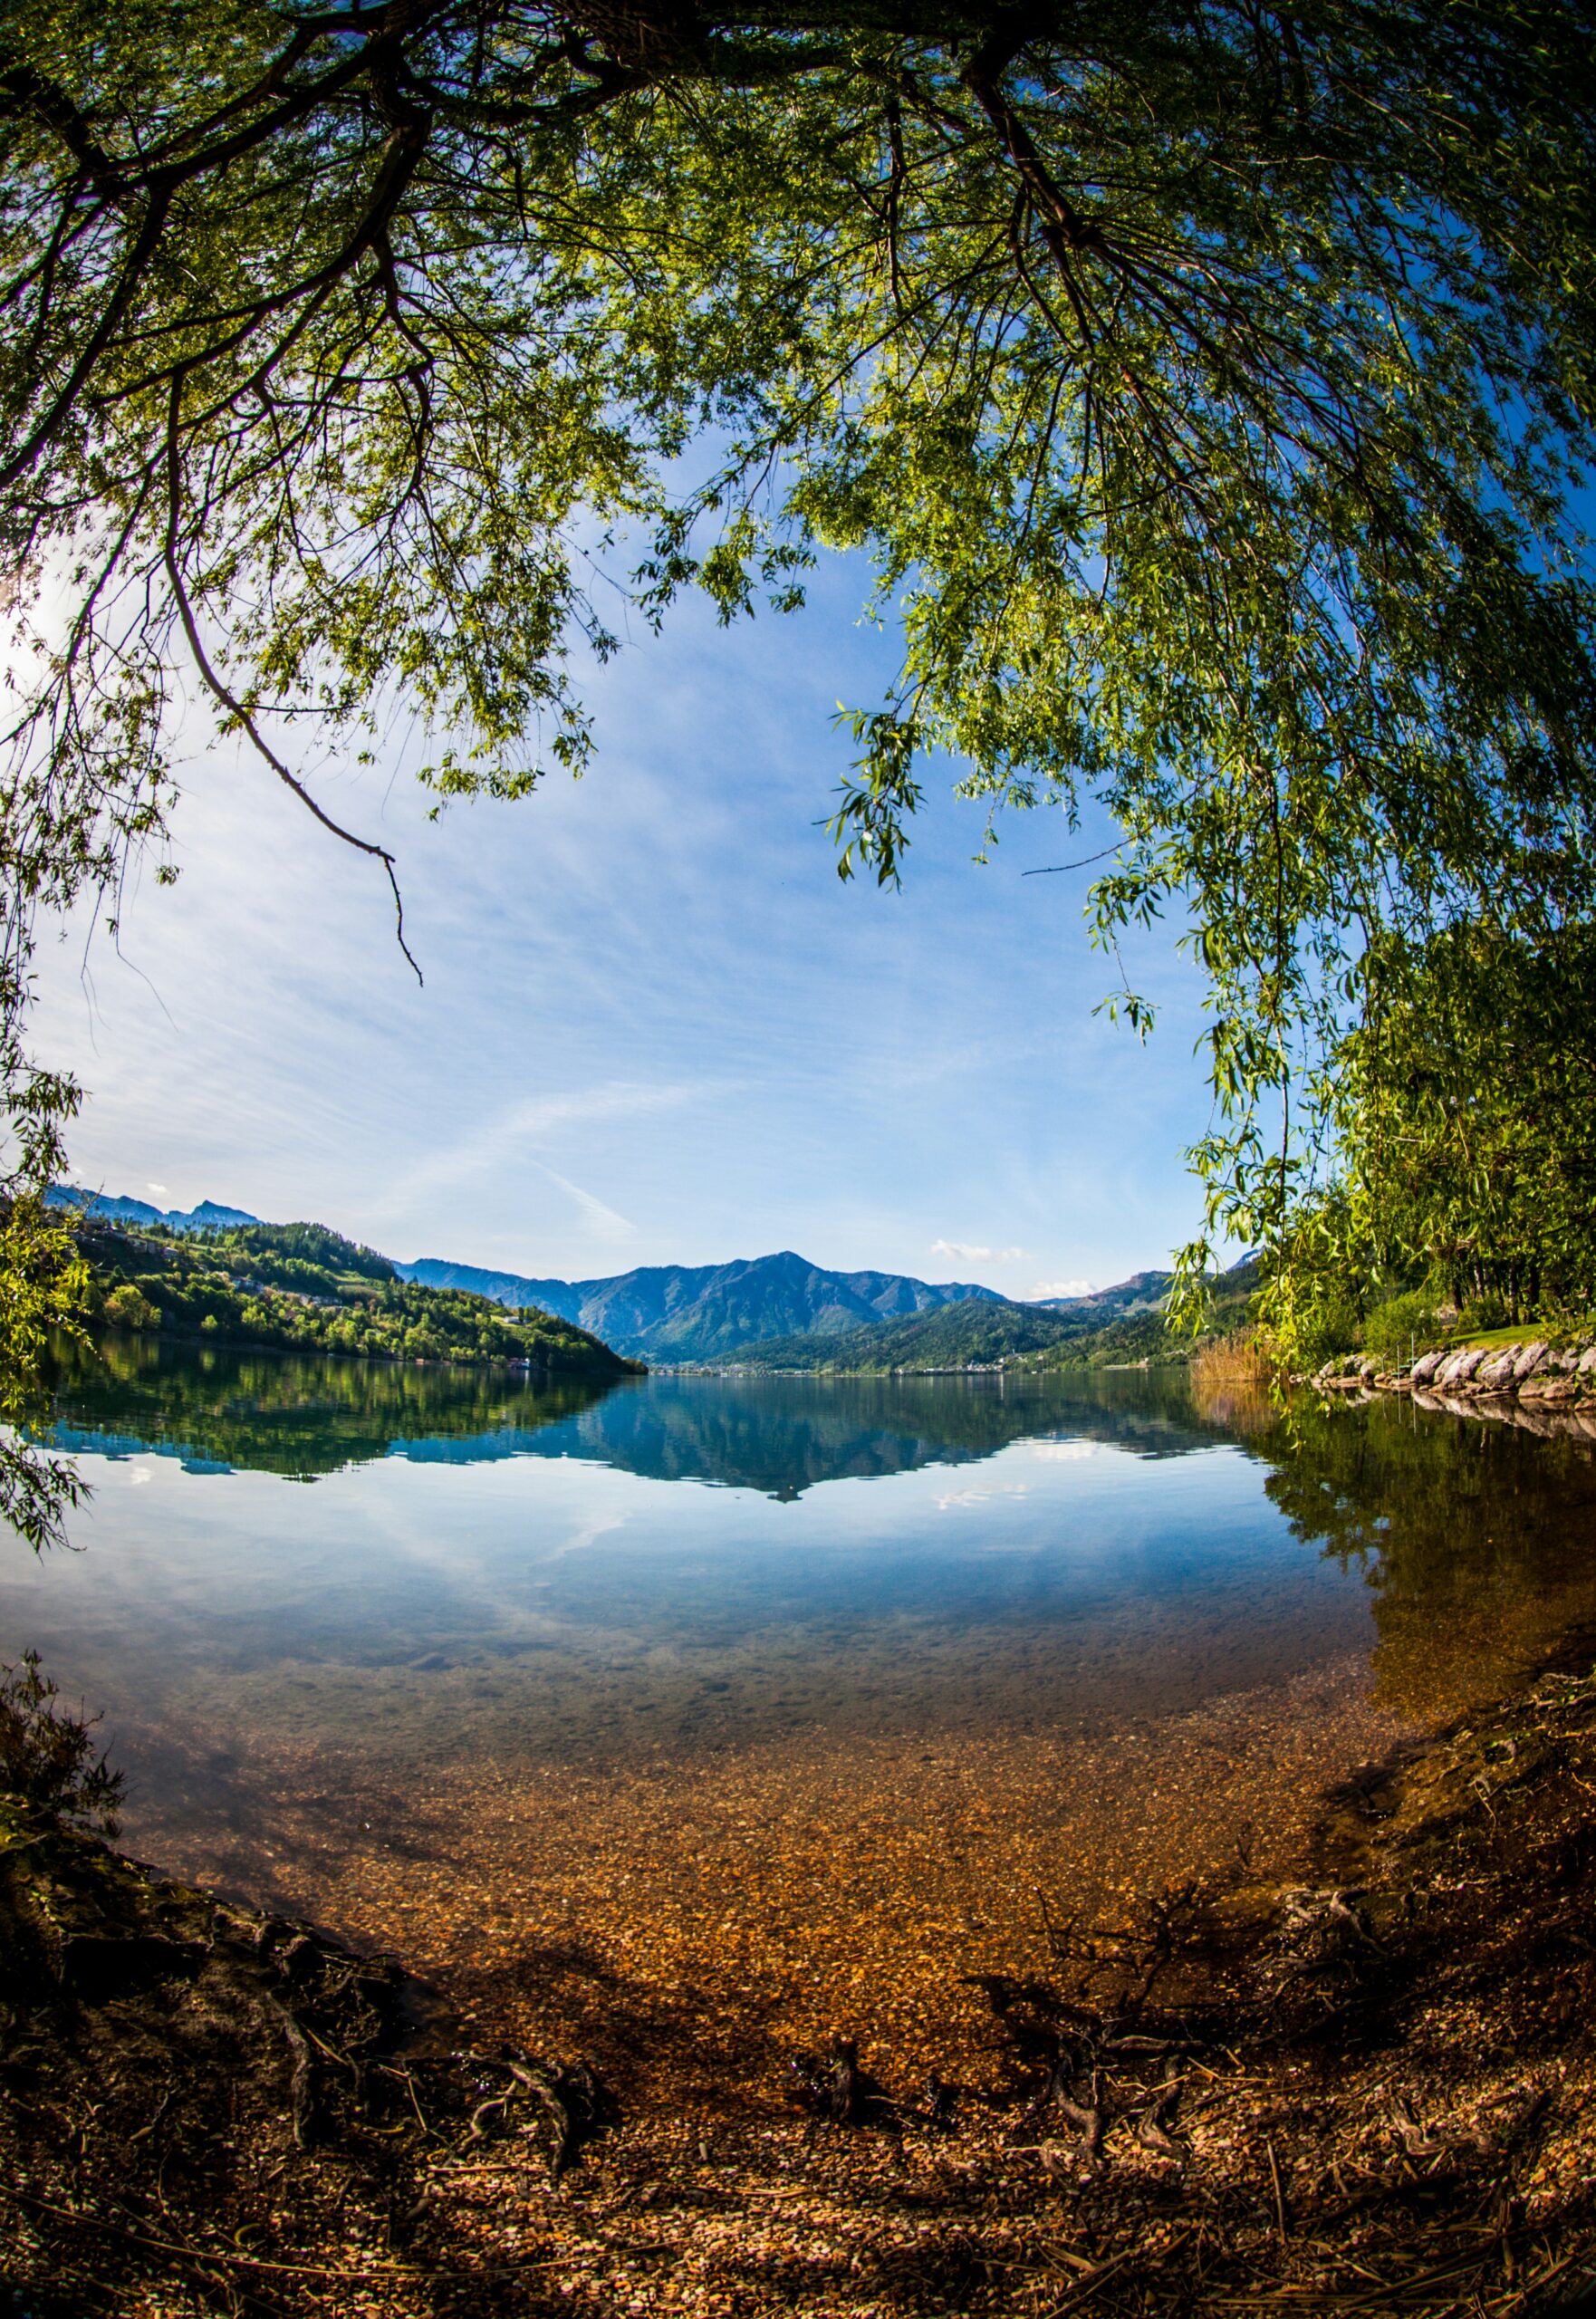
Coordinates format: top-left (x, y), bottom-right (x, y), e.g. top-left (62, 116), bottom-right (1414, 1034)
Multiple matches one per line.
top-left (1311, 1336), bottom-right (1596, 1436)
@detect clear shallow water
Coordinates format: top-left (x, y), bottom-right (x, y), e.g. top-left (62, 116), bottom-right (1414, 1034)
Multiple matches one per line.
top-left (21, 1336), bottom-right (1596, 1718)
top-left (7, 1337), bottom-right (1596, 2074)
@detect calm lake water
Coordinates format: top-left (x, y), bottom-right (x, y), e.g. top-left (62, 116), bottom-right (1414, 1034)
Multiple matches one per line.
top-left (8, 1336), bottom-right (1596, 2078)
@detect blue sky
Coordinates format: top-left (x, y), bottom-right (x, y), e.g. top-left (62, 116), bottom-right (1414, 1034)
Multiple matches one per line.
top-left (33, 558), bottom-right (1219, 1298)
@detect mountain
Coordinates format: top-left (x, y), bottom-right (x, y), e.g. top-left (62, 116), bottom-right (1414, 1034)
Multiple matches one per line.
top-left (393, 1249), bottom-right (1005, 1362)
top-left (389, 1256), bottom-right (585, 1322)
top-left (726, 1260), bottom-right (1259, 1374)
top-left (1027, 1269), bottom-right (1176, 1317)
top-left (728, 1295), bottom-right (1083, 1373)
top-left (49, 1181), bottom-right (1188, 1367)
top-left (47, 1187), bottom-right (261, 1233)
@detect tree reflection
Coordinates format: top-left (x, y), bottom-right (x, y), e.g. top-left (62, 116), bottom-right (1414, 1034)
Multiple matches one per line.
top-left (1191, 1379), bottom-right (1596, 1719)
top-left (43, 1333), bottom-right (609, 1479)
top-left (43, 1337), bottom-right (1596, 1722)
top-left (45, 1339), bottom-right (1228, 1492)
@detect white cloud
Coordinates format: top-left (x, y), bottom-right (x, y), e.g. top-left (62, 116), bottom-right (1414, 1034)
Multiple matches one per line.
top-left (1031, 1278), bottom-right (1096, 1300)
top-left (29, 568), bottom-right (1217, 1284)
top-left (930, 1238), bottom-right (1028, 1265)
top-left (934, 1480), bottom-right (1032, 1509)
top-left (147, 1182), bottom-right (168, 1198)
top-left (371, 1081), bottom-right (707, 1221)
top-left (539, 1164), bottom-right (636, 1244)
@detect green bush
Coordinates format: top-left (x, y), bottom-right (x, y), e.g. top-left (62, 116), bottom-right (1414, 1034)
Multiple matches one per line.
top-left (1455, 1290), bottom-right (1511, 1336)
top-left (102, 1282), bottom-right (159, 1331)
top-left (1283, 1291), bottom-right (1364, 1371)
top-left (1361, 1288), bottom-right (1444, 1364)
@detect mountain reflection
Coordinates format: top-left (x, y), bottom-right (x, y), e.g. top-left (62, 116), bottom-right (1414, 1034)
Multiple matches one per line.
top-left (44, 1334), bottom-right (610, 1480)
top-left (38, 1336), bottom-right (1596, 1725)
top-left (45, 1335), bottom-right (1222, 1490)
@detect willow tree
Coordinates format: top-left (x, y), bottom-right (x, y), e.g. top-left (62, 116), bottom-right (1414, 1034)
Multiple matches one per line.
top-left (1268, 920), bottom-right (1596, 1356)
top-left (2, 0), bottom-right (1594, 1517)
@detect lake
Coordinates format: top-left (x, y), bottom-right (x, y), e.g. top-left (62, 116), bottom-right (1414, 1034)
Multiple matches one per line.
top-left (8, 1335), bottom-right (1596, 2089)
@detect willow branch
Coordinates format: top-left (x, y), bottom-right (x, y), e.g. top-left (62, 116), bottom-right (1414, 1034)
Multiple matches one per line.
top-left (162, 388), bottom-right (423, 983)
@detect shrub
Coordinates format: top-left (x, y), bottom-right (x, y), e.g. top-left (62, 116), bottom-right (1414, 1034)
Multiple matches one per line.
top-left (102, 1282), bottom-right (159, 1331)
top-left (1454, 1291), bottom-right (1511, 1336)
top-left (1361, 1288), bottom-right (1445, 1365)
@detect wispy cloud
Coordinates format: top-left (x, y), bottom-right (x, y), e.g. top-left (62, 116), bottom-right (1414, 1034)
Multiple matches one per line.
top-left (930, 1237), bottom-right (1028, 1265)
top-left (1031, 1278), bottom-right (1096, 1300)
top-left (32, 577), bottom-right (1213, 1285)
top-left (539, 1164), bottom-right (636, 1244)
top-left (373, 1082), bottom-right (708, 1220)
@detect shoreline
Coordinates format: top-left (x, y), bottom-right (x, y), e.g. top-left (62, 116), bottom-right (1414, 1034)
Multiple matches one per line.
top-left (79, 1318), bottom-right (643, 1381)
top-left (1310, 1331), bottom-right (1596, 1439)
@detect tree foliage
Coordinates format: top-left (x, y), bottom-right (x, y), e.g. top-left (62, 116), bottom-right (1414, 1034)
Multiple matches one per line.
top-left (2, 0), bottom-right (1595, 1508)
top-left (0, 1026), bottom-right (87, 1547)
top-left (1263, 924), bottom-right (1596, 1358)
top-left (47, 1326), bottom-right (611, 1476)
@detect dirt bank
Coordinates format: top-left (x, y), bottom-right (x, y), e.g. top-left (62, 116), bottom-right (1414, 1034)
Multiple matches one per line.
top-left (5, 1650), bottom-right (1596, 2318)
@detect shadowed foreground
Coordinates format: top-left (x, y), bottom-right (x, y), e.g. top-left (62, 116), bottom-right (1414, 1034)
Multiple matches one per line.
top-left (5, 1649), bottom-right (1596, 2316)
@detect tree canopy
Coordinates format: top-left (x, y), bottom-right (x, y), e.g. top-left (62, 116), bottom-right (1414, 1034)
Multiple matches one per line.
top-left (3, 0), bottom-right (1596, 1512)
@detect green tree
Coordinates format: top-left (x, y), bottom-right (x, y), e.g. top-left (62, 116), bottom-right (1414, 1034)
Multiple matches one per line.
top-left (0, 1163), bottom-right (88, 1550)
top-left (101, 1279), bottom-right (159, 1329)
top-left (3, 0), bottom-right (1596, 1530)
top-left (1264, 922), bottom-right (1596, 1358)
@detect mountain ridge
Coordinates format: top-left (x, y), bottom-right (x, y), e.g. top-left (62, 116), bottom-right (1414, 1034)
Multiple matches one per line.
top-left (720, 1270), bottom-right (1172, 1373)
top-left (47, 1185), bottom-right (1183, 1366)
top-left (45, 1188), bottom-right (259, 1235)
top-left (393, 1247), bottom-right (1006, 1362)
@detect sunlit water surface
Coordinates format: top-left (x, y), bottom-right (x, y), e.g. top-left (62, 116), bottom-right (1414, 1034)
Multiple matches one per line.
top-left (8, 1339), bottom-right (1596, 2078)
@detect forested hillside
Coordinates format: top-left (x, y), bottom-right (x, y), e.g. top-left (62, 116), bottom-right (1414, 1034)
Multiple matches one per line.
top-left (726, 1263), bottom-right (1258, 1373)
top-left (728, 1298), bottom-right (1078, 1373)
top-left (73, 1219), bottom-right (639, 1378)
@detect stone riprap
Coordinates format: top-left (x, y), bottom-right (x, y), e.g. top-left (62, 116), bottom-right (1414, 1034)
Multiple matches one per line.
top-left (1307, 1336), bottom-right (1596, 1437)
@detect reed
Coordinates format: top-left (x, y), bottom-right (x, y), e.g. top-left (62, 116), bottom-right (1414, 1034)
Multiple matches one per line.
top-left (1189, 1329), bottom-right (1275, 1391)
